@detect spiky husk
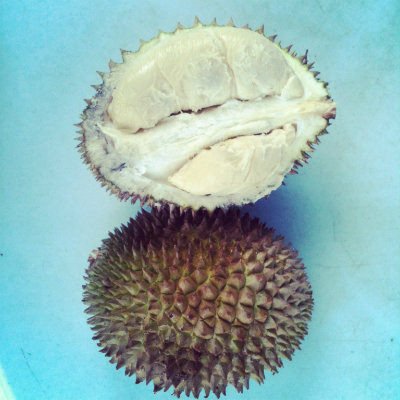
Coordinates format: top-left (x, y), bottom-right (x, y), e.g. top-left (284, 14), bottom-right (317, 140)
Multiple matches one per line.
top-left (83, 206), bottom-right (313, 398)
top-left (76, 17), bottom-right (335, 210)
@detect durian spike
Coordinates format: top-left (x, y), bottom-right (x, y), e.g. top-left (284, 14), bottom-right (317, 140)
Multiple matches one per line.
top-left (109, 60), bottom-right (117, 70)
top-left (120, 49), bottom-right (128, 61)
top-left (299, 49), bottom-right (308, 64)
top-left (227, 17), bottom-right (235, 27)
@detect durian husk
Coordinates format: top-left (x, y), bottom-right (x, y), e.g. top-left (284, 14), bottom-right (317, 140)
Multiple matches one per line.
top-left (75, 17), bottom-right (335, 210)
top-left (83, 206), bottom-right (313, 398)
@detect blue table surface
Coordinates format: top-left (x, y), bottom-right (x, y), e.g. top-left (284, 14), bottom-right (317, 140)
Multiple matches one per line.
top-left (1, 1), bottom-right (399, 399)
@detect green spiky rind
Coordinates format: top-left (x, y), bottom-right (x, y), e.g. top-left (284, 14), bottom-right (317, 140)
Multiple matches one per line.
top-left (83, 206), bottom-right (313, 398)
top-left (77, 17), bottom-right (335, 210)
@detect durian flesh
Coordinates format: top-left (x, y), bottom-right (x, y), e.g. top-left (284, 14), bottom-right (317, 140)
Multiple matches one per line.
top-left (83, 207), bottom-right (313, 398)
top-left (79, 20), bottom-right (336, 209)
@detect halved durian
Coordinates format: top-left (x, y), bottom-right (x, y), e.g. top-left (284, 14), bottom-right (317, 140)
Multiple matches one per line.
top-left (77, 18), bottom-right (336, 210)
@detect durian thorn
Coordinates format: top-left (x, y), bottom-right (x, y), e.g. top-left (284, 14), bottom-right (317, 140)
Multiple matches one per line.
top-left (299, 50), bottom-right (308, 64)
top-left (242, 23), bottom-right (249, 29)
top-left (84, 99), bottom-right (91, 105)
top-left (96, 71), bottom-right (105, 81)
top-left (176, 22), bottom-right (184, 30)
top-left (74, 123), bottom-right (83, 128)
top-left (193, 16), bottom-right (201, 26)
top-left (307, 61), bottom-right (315, 70)
top-left (313, 71), bottom-right (320, 77)
top-left (285, 44), bottom-right (293, 52)
top-left (109, 60), bottom-right (117, 70)
top-left (90, 84), bottom-right (100, 90)
top-left (289, 169), bottom-right (298, 175)
top-left (140, 38), bottom-right (146, 47)
top-left (268, 34), bottom-right (277, 42)
top-left (295, 160), bottom-right (303, 167)
top-left (256, 24), bottom-right (264, 34)
top-left (227, 17), bottom-right (235, 26)
top-left (210, 17), bottom-right (217, 25)
top-left (120, 49), bottom-right (129, 61)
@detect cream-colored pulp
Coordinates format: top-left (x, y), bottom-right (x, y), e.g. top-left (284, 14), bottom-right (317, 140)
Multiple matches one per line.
top-left (85, 25), bottom-right (336, 208)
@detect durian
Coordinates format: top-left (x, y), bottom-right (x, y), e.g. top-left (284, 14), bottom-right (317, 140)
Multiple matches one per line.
top-left (83, 206), bottom-right (313, 398)
top-left (77, 18), bottom-right (336, 210)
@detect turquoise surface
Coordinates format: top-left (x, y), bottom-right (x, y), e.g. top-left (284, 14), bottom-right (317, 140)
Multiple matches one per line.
top-left (0, 1), bottom-right (399, 399)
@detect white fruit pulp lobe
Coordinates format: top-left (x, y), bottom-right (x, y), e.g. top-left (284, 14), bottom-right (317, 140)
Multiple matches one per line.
top-left (85, 25), bottom-right (336, 208)
top-left (107, 27), bottom-right (300, 132)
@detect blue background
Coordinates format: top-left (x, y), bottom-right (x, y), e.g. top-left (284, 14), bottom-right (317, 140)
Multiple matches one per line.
top-left (1, 1), bottom-right (399, 399)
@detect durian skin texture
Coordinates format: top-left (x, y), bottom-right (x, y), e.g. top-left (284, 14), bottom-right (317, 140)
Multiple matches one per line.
top-left (83, 206), bottom-right (313, 398)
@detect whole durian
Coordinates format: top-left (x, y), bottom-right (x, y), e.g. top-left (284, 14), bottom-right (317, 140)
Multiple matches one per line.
top-left (83, 206), bottom-right (313, 398)
top-left (77, 18), bottom-right (336, 211)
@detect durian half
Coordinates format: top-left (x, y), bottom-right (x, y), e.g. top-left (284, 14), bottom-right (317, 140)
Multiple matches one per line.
top-left (83, 206), bottom-right (313, 398)
top-left (77, 18), bottom-right (336, 210)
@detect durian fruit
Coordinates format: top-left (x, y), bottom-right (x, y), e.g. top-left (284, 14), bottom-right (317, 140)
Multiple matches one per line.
top-left (76, 18), bottom-right (336, 211)
top-left (83, 206), bottom-right (313, 398)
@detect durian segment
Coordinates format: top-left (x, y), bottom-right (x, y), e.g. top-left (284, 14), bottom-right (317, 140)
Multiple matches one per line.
top-left (107, 27), bottom-right (300, 132)
top-left (168, 124), bottom-right (297, 196)
top-left (83, 206), bottom-right (313, 398)
top-left (79, 20), bottom-right (336, 210)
